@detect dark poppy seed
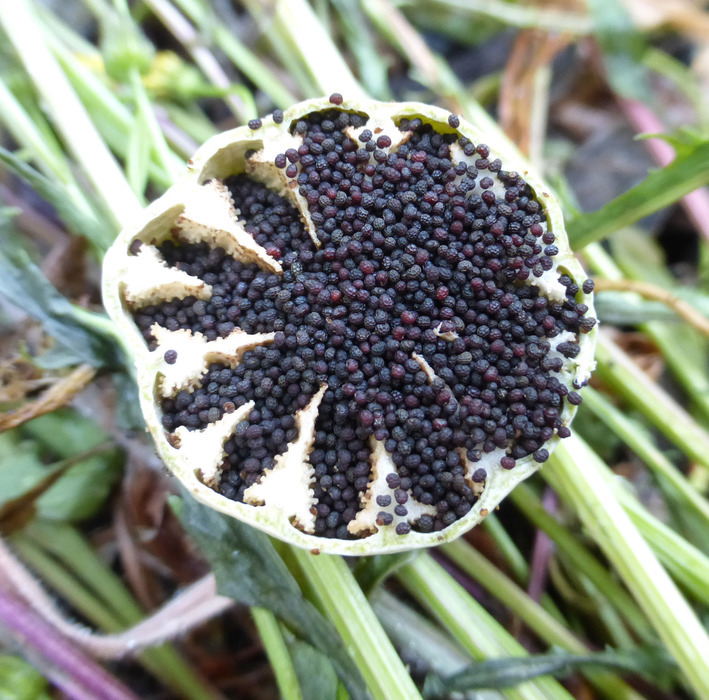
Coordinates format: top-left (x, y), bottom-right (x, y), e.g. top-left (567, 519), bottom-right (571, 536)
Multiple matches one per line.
top-left (396, 522), bottom-right (411, 535)
top-left (567, 391), bottom-right (582, 406)
top-left (448, 114), bottom-right (460, 128)
top-left (133, 106), bottom-right (594, 540)
top-left (377, 511), bottom-right (394, 526)
top-left (248, 118), bottom-right (262, 130)
top-left (164, 349), bottom-right (178, 365)
top-left (273, 109), bottom-right (284, 123)
top-left (533, 448), bottom-right (549, 463)
top-left (329, 93), bottom-right (344, 105)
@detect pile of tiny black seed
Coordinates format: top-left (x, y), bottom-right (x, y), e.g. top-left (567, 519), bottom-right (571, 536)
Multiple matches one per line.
top-left (132, 103), bottom-right (595, 539)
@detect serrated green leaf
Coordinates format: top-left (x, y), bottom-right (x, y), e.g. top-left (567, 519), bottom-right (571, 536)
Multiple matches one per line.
top-left (423, 647), bottom-right (676, 695)
top-left (173, 491), bottom-right (371, 700)
top-left (16, 410), bottom-right (122, 522)
top-left (0, 227), bottom-right (121, 369)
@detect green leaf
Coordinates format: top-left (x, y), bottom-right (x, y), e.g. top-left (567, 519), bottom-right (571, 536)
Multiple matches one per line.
top-left (567, 140), bottom-right (709, 249)
top-left (0, 446), bottom-right (77, 533)
top-left (172, 491), bottom-right (371, 700)
top-left (593, 292), bottom-right (677, 326)
top-left (587, 0), bottom-right (651, 102)
top-left (0, 434), bottom-right (47, 507)
top-left (0, 655), bottom-right (51, 700)
top-left (289, 640), bottom-right (339, 700)
top-left (0, 227), bottom-right (121, 368)
top-left (20, 408), bottom-right (107, 458)
top-left (17, 410), bottom-right (122, 521)
top-left (0, 146), bottom-right (106, 247)
top-left (0, 439), bottom-right (120, 524)
top-left (423, 647), bottom-right (676, 695)
top-left (635, 126), bottom-right (709, 158)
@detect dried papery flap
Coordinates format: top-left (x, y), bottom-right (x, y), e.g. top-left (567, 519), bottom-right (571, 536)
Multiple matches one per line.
top-left (151, 326), bottom-right (275, 395)
top-left (243, 385), bottom-right (327, 532)
top-left (121, 245), bottom-right (212, 307)
top-left (178, 179), bottom-right (282, 273)
top-left (103, 95), bottom-right (597, 555)
top-left (173, 402), bottom-right (254, 486)
top-left (348, 438), bottom-right (437, 537)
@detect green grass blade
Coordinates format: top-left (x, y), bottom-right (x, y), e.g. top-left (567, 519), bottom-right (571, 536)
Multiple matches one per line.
top-left (426, 648), bottom-right (674, 695)
top-left (173, 493), bottom-right (370, 700)
top-left (171, 0), bottom-right (296, 107)
top-left (242, 0), bottom-right (366, 99)
top-left (509, 484), bottom-right (655, 642)
top-left (595, 332), bottom-right (709, 473)
top-left (11, 530), bottom-right (216, 699)
top-left (400, 555), bottom-right (574, 700)
top-left (0, 0), bottom-right (142, 228)
top-left (598, 482), bottom-right (709, 606)
top-left (546, 437), bottom-right (709, 697)
top-left (252, 607), bottom-right (302, 700)
top-left (410, 0), bottom-right (592, 33)
top-left (0, 76), bottom-right (72, 182)
top-left (567, 141), bottom-right (709, 248)
top-left (582, 388), bottom-right (709, 526)
top-left (371, 590), bottom-right (472, 679)
top-left (442, 539), bottom-right (644, 699)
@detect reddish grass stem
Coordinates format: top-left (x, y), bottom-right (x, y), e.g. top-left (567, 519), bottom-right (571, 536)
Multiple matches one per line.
top-left (0, 586), bottom-right (138, 700)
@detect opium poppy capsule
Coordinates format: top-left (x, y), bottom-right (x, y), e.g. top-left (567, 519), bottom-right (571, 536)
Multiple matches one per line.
top-left (102, 95), bottom-right (597, 555)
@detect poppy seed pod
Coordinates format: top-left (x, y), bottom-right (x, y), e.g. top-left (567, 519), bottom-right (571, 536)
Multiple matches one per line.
top-left (103, 95), bottom-right (596, 555)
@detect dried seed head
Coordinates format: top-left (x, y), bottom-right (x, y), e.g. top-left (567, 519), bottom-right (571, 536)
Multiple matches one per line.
top-left (103, 95), bottom-right (596, 555)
